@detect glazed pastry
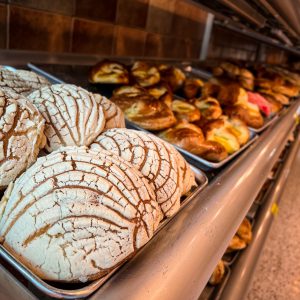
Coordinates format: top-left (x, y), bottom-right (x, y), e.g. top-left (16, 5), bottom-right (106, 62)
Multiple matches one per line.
top-left (131, 61), bottom-right (160, 87)
top-left (204, 119), bottom-right (240, 154)
top-left (14, 70), bottom-right (50, 90)
top-left (217, 84), bottom-right (248, 106)
top-left (0, 68), bottom-right (33, 95)
top-left (0, 89), bottom-right (46, 189)
top-left (28, 84), bottom-right (106, 152)
top-left (92, 128), bottom-right (196, 216)
top-left (209, 260), bottom-right (225, 285)
top-left (171, 100), bottom-right (201, 122)
top-left (259, 93), bottom-right (283, 114)
top-left (0, 147), bottom-right (162, 282)
top-left (147, 83), bottom-right (173, 107)
top-left (239, 68), bottom-right (254, 91)
top-left (226, 235), bottom-right (247, 253)
top-left (193, 97), bottom-right (222, 120)
top-left (183, 78), bottom-right (204, 99)
top-left (213, 62), bottom-right (240, 79)
top-left (89, 60), bottom-right (129, 84)
top-left (201, 80), bottom-right (221, 98)
top-left (113, 85), bottom-right (145, 97)
top-left (237, 218), bottom-right (252, 244)
top-left (258, 89), bottom-right (289, 105)
top-left (111, 86), bottom-right (176, 131)
top-left (222, 116), bottom-right (250, 146)
top-left (247, 92), bottom-right (272, 117)
top-left (92, 93), bottom-right (125, 129)
top-left (159, 122), bottom-right (228, 162)
top-left (159, 65), bottom-right (186, 91)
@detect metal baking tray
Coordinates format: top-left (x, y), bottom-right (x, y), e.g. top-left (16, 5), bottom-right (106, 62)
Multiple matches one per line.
top-left (126, 121), bottom-right (258, 171)
top-left (0, 168), bottom-right (207, 299)
top-left (254, 180), bottom-right (274, 205)
top-left (198, 264), bottom-right (231, 300)
top-left (248, 114), bottom-right (279, 133)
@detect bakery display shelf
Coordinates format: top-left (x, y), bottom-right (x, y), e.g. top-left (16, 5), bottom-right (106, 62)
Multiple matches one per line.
top-left (126, 120), bottom-right (258, 171)
top-left (198, 265), bottom-right (231, 300)
top-left (220, 126), bottom-right (300, 300)
top-left (85, 101), bottom-right (299, 300)
top-left (0, 166), bottom-right (207, 299)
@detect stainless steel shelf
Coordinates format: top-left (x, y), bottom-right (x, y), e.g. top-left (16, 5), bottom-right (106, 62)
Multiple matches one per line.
top-left (220, 128), bottom-right (300, 300)
top-left (89, 101), bottom-right (299, 300)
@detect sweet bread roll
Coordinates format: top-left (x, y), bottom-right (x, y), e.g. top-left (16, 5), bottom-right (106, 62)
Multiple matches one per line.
top-left (237, 218), bottom-right (252, 244)
top-left (259, 93), bottom-right (283, 114)
top-left (0, 68), bottom-right (33, 95)
top-left (113, 85), bottom-right (145, 97)
top-left (171, 100), bottom-right (201, 122)
top-left (213, 62), bottom-right (240, 79)
top-left (193, 97), bottom-right (222, 120)
top-left (0, 89), bottom-right (46, 189)
top-left (273, 82), bottom-right (299, 97)
top-left (159, 65), bottom-right (186, 91)
top-left (131, 61), bottom-right (160, 87)
top-left (14, 70), bottom-right (50, 90)
top-left (224, 105), bottom-right (264, 129)
top-left (218, 84), bottom-right (248, 106)
top-left (147, 83), bottom-right (173, 107)
top-left (91, 128), bottom-right (196, 216)
top-left (204, 119), bottom-right (240, 154)
top-left (111, 86), bottom-right (176, 131)
top-left (226, 235), bottom-right (247, 253)
top-left (247, 92), bottom-right (272, 117)
top-left (92, 93), bottom-right (125, 129)
top-left (209, 260), bottom-right (225, 285)
top-left (159, 122), bottom-right (228, 162)
top-left (89, 60), bottom-right (129, 84)
top-left (258, 89), bottom-right (289, 105)
top-left (239, 68), bottom-right (254, 91)
top-left (28, 84), bottom-right (106, 152)
top-left (183, 78), bottom-right (204, 99)
top-left (0, 147), bottom-right (162, 282)
top-left (221, 116), bottom-right (250, 146)
top-left (201, 80), bottom-right (221, 98)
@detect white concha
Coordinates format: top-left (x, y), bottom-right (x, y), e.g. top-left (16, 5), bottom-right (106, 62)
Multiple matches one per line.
top-left (91, 128), bottom-right (196, 217)
top-left (0, 146), bottom-right (162, 282)
top-left (28, 84), bottom-right (106, 152)
top-left (93, 93), bottom-right (125, 130)
top-left (15, 70), bottom-right (50, 90)
top-left (0, 68), bottom-right (33, 95)
top-left (0, 89), bottom-right (46, 189)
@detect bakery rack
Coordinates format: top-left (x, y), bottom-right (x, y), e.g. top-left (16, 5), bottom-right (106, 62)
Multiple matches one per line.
top-left (0, 53), bottom-right (299, 299)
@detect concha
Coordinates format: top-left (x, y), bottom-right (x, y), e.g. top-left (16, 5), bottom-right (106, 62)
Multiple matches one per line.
top-left (0, 146), bottom-right (162, 282)
top-left (0, 88), bottom-right (45, 189)
top-left (91, 128), bottom-right (196, 217)
top-left (28, 84), bottom-right (106, 152)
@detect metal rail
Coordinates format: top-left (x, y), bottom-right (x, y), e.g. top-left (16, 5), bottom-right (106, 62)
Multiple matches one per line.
top-left (89, 102), bottom-right (299, 300)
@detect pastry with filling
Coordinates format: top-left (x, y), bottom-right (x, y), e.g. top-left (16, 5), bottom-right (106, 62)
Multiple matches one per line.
top-left (183, 78), bottom-right (204, 99)
top-left (237, 218), bottom-right (252, 244)
top-left (0, 146), bottom-right (162, 282)
top-left (147, 83), bottom-right (173, 107)
top-left (226, 235), bottom-right (247, 253)
top-left (131, 61), bottom-right (160, 87)
top-left (171, 100), bottom-right (201, 122)
top-left (89, 60), bottom-right (129, 84)
top-left (209, 260), bottom-right (225, 285)
top-left (158, 64), bottom-right (186, 91)
top-left (193, 97), bottom-right (222, 120)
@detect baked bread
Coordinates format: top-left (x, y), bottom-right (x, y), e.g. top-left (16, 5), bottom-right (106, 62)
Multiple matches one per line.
top-left (226, 235), bottom-right (247, 253)
top-left (213, 62), bottom-right (240, 79)
top-left (131, 61), bottom-right (160, 87)
top-left (217, 84), bottom-right (248, 106)
top-left (193, 97), bottom-right (222, 120)
top-left (111, 86), bottom-right (176, 131)
top-left (0, 68), bottom-right (33, 96)
top-left (0, 146), bottom-right (162, 282)
top-left (260, 93), bottom-right (283, 114)
top-left (183, 78), bottom-right (204, 99)
top-left (89, 60), bottom-right (129, 84)
top-left (201, 80), bottom-right (221, 98)
top-left (0, 89), bottom-right (46, 189)
top-left (92, 93), bottom-right (125, 130)
top-left (171, 100), bottom-right (201, 122)
top-left (28, 84), bottom-right (106, 152)
top-left (237, 218), bottom-right (252, 244)
top-left (159, 122), bottom-right (228, 162)
top-left (147, 83), bottom-right (173, 107)
top-left (158, 65), bottom-right (186, 91)
top-left (209, 260), bottom-right (225, 285)
top-left (14, 70), bottom-right (50, 90)
top-left (239, 68), bottom-right (254, 91)
top-left (258, 89), bottom-right (289, 105)
top-left (91, 128), bottom-right (196, 216)
top-left (204, 119), bottom-right (240, 154)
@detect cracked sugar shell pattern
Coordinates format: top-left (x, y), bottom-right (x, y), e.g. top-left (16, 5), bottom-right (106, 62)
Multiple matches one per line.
top-left (0, 146), bottom-right (162, 282)
top-left (28, 84), bottom-right (106, 152)
top-left (0, 89), bottom-right (45, 189)
top-left (92, 128), bottom-right (196, 217)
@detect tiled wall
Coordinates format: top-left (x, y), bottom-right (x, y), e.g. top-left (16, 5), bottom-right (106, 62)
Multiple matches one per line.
top-left (0, 0), bottom-right (207, 59)
top-left (0, 0), bottom-right (290, 63)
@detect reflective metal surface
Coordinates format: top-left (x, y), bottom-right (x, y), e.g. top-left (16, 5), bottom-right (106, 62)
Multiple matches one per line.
top-left (90, 101), bottom-right (299, 300)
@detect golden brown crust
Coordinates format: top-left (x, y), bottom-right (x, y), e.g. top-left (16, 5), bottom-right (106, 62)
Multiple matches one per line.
top-left (183, 78), bottom-right (204, 99)
top-left (217, 84), bottom-right (248, 106)
top-left (237, 218), bottom-right (252, 244)
top-left (158, 65), bottom-right (186, 91)
top-left (171, 100), bottom-right (201, 122)
top-left (89, 60), bottom-right (129, 84)
top-left (224, 105), bottom-right (264, 129)
top-left (201, 81), bottom-right (221, 98)
top-left (159, 122), bottom-right (228, 162)
top-left (226, 235), bottom-right (247, 253)
top-left (131, 61), bottom-right (160, 87)
top-left (193, 97), bottom-right (222, 120)
top-left (209, 260), bottom-right (225, 285)
top-left (260, 93), bottom-right (283, 113)
top-left (147, 82), bottom-right (173, 107)
top-left (257, 89), bottom-right (289, 105)
top-left (111, 87), bottom-right (176, 131)
top-left (239, 68), bottom-right (254, 91)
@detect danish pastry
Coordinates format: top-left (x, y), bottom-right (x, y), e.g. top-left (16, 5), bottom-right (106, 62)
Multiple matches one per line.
top-left (131, 61), bottom-right (160, 87)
